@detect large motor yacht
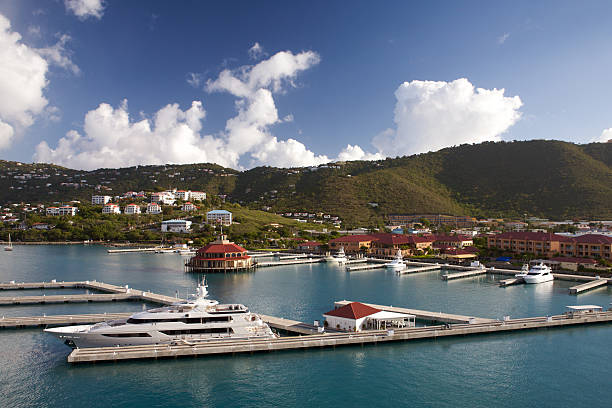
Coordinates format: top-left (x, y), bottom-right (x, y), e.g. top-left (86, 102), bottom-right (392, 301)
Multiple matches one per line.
top-left (386, 249), bottom-right (405, 270)
top-left (45, 279), bottom-right (276, 348)
top-left (325, 246), bottom-right (347, 263)
top-left (523, 262), bottom-right (554, 284)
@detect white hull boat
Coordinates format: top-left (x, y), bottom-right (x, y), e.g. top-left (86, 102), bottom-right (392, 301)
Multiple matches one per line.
top-left (523, 262), bottom-right (554, 284)
top-left (45, 279), bottom-right (276, 348)
top-left (386, 250), bottom-right (405, 270)
top-left (325, 247), bottom-right (347, 263)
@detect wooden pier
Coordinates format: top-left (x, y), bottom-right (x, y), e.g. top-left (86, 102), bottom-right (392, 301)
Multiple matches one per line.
top-left (65, 310), bottom-right (612, 364)
top-left (569, 279), bottom-right (610, 295)
top-left (397, 265), bottom-right (441, 275)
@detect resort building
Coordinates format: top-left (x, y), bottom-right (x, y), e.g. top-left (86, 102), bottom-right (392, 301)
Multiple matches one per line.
top-left (369, 233), bottom-right (434, 257)
top-left (184, 235), bottom-right (253, 273)
top-left (487, 232), bottom-right (612, 260)
top-left (175, 190), bottom-right (206, 201)
top-left (323, 302), bottom-right (415, 332)
top-left (428, 234), bottom-right (474, 248)
top-left (181, 202), bottom-right (197, 212)
top-left (151, 191), bottom-right (176, 205)
top-left (550, 257), bottom-right (598, 272)
top-left (175, 190), bottom-right (190, 201)
top-left (92, 195), bottom-right (112, 205)
top-left (124, 204), bottom-right (141, 214)
top-left (46, 206), bottom-right (78, 216)
top-left (102, 204), bottom-right (121, 214)
top-left (328, 235), bottom-right (375, 254)
top-left (206, 210), bottom-right (232, 226)
top-left (161, 219), bottom-right (192, 233)
top-left (146, 203), bottom-right (162, 214)
top-left (297, 241), bottom-right (323, 253)
top-left (388, 214), bottom-right (477, 227)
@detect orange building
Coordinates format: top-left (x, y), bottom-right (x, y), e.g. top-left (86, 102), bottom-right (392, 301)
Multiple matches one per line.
top-left (185, 235), bottom-right (253, 273)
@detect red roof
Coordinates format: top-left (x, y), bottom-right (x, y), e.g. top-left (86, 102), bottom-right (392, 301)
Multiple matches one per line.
top-left (196, 256), bottom-right (251, 261)
top-left (370, 233), bottom-right (433, 245)
top-left (323, 302), bottom-right (381, 319)
top-left (551, 257), bottom-right (598, 264)
top-left (329, 234), bottom-right (376, 243)
top-left (197, 243), bottom-right (247, 254)
top-left (426, 234), bottom-right (473, 242)
top-left (569, 234), bottom-right (612, 245)
top-left (489, 232), bottom-right (571, 241)
top-left (299, 241), bottom-right (322, 247)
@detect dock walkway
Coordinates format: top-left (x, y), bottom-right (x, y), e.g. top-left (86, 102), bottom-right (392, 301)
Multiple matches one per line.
top-left (66, 311), bottom-right (612, 363)
top-left (441, 268), bottom-right (486, 280)
top-left (255, 258), bottom-right (323, 268)
top-left (0, 313), bottom-right (131, 328)
top-left (569, 279), bottom-right (610, 295)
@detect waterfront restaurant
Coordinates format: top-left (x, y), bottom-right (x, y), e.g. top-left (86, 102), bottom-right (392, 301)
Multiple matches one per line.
top-left (185, 235), bottom-right (253, 273)
top-left (323, 302), bottom-right (415, 332)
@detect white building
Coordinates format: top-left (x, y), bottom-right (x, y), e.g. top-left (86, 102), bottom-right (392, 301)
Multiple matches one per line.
top-left (175, 190), bottom-right (190, 201)
top-left (92, 195), bottom-right (112, 205)
top-left (161, 219), bottom-right (192, 233)
top-left (102, 204), bottom-right (121, 214)
top-left (323, 302), bottom-right (414, 332)
top-left (181, 202), bottom-right (197, 212)
top-left (124, 204), bottom-right (141, 214)
top-left (151, 191), bottom-right (175, 205)
top-left (46, 206), bottom-right (78, 216)
top-left (190, 191), bottom-right (206, 201)
top-left (206, 209), bottom-right (232, 226)
top-left (146, 203), bottom-right (162, 214)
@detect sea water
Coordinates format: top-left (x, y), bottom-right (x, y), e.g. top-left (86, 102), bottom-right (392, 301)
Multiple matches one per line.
top-left (1, 246), bottom-right (612, 407)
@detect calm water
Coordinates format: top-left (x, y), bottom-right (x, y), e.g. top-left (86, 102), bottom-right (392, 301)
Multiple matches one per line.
top-left (1, 246), bottom-right (612, 407)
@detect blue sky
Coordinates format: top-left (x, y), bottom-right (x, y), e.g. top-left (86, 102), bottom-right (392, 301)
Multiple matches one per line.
top-left (1, 0), bottom-right (611, 170)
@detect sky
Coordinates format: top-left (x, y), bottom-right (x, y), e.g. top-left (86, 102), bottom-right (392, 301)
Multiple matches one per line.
top-left (1, 0), bottom-right (611, 170)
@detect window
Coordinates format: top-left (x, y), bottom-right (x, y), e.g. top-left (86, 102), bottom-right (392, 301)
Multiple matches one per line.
top-left (101, 332), bottom-right (152, 337)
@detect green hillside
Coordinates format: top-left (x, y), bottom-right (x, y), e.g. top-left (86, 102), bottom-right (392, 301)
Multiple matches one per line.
top-left (2, 140), bottom-right (611, 225)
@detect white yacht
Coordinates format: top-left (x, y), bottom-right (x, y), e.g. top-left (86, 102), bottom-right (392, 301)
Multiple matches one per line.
top-left (4, 233), bottom-right (12, 251)
top-left (523, 262), bottom-right (554, 284)
top-left (470, 260), bottom-right (486, 270)
top-left (515, 264), bottom-right (529, 278)
top-left (386, 249), bottom-right (405, 270)
top-left (325, 247), bottom-right (347, 263)
top-left (45, 279), bottom-right (276, 348)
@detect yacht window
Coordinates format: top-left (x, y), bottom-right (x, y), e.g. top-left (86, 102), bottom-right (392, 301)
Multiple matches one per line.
top-left (160, 328), bottom-right (233, 335)
top-left (100, 333), bottom-right (152, 337)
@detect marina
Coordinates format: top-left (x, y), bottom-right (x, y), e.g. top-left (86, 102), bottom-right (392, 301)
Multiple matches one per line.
top-left (65, 308), bottom-right (612, 363)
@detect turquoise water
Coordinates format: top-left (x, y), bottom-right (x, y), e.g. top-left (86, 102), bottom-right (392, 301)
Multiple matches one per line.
top-left (1, 246), bottom-right (612, 407)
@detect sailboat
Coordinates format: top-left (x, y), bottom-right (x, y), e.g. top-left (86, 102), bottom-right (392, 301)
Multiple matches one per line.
top-left (4, 234), bottom-right (13, 251)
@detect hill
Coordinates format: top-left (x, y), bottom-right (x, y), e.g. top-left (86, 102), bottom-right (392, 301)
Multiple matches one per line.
top-left (2, 140), bottom-right (611, 225)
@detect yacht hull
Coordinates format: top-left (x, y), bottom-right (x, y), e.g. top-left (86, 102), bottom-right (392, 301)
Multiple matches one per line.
top-left (523, 274), bottom-right (554, 284)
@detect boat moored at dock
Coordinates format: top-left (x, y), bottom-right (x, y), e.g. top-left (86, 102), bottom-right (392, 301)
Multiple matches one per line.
top-left (523, 262), bottom-right (554, 284)
top-left (385, 250), bottom-right (405, 270)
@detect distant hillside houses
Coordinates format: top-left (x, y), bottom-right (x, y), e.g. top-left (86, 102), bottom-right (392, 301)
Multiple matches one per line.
top-left (92, 195), bottom-right (112, 205)
top-left (161, 219), bottom-right (192, 233)
top-left (146, 203), bottom-right (162, 214)
top-left (124, 204), bottom-right (141, 214)
top-left (102, 203), bottom-right (121, 214)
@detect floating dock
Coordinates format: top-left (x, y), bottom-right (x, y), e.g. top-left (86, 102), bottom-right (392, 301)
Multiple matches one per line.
top-left (66, 310), bottom-right (612, 363)
top-left (441, 268), bottom-right (487, 280)
top-left (255, 258), bottom-right (324, 268)
top-left (499, 277), bottom-right (524, 287)
top-left (569, 279), bottom-right (610, 295)
top-left (397, 265), bottom-right (441, 275)
top-left (0, 280), bottom-right (181, 306)
top-left (0, 313), bottom-right (132, 328)
top-left (107, 247), bottom-right (161, 254)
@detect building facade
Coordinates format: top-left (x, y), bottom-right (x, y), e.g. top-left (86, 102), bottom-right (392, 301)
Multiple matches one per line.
top-left (181, 202), bottom-right (197, 212)
top-left (185, 235), bottom-right (253, 272)
top-left (146, 203), bottom-right (162, 214)
top-left (46, 206), bottom-right (78, 216)
top-left (206, 210), bottom-right (232, 226)
top-left (124, 204), bottom-right (141, 214)
top-left (92, 195), bottom-right (112, 205)
top-left (161, 219), bottom-right (192, 232)
top-left (388, 214), bottom-right (476, 227)
top-left (102, 204), bottom-right (121, 214)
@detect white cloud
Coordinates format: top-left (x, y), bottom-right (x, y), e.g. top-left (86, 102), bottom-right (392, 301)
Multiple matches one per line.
top-left (64, 0), bottom-right (105, 20)
top-left (186, 72), bottom-right (203, 88)
top-left (498, 32), bottom-right (510, 45)
top-left (0, 13), bottom-right (49, 150)
top-left (248, 42), bottom-right (265, 60)
top-left (596, 128), bottom-right (612, 143)
top-left (27, 25), bottom-right (41, 37)
top-left (373, 78), bottom-right (522, 157)
top-left (36, 34), bottom-right (80, 75)
top-left (337, 144), bottom-right (383, 162)
top-left (35, 49), bottom-right (382, 169)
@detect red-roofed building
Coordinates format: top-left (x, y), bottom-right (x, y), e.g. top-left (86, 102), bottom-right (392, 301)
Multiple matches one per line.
top-left (488, 232), bottom-right (612, 259)
top-left (297, 241), bottom-right (322, 253)
top-left (550, 257), bottom-right (598, 272)
top-left (426, 234), bottom-right (474, 248)
top-left (323, 302), bottom-right (381, 331)
top-left (185, 235), bottom-right (253, 273)
top-left (369, 233), bottom-right (434, 257)
top-left (329, 234), bottom-right (376, 254)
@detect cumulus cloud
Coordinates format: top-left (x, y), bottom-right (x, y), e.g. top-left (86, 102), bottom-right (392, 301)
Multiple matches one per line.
top-left (596, 128), bottom-right (612, 143)
top-left (35, 49), bottom-right (383, 169)
top-left (36, 34), bottom-right (80, 75)
top-left (64, 0), bottom-right (105, 20)
top-left (0, 13), bottom-right (49, 149)
top-left (373, 78), bottom-right (522, 157)
top-left (248, 42), bottom-right (265, 60)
